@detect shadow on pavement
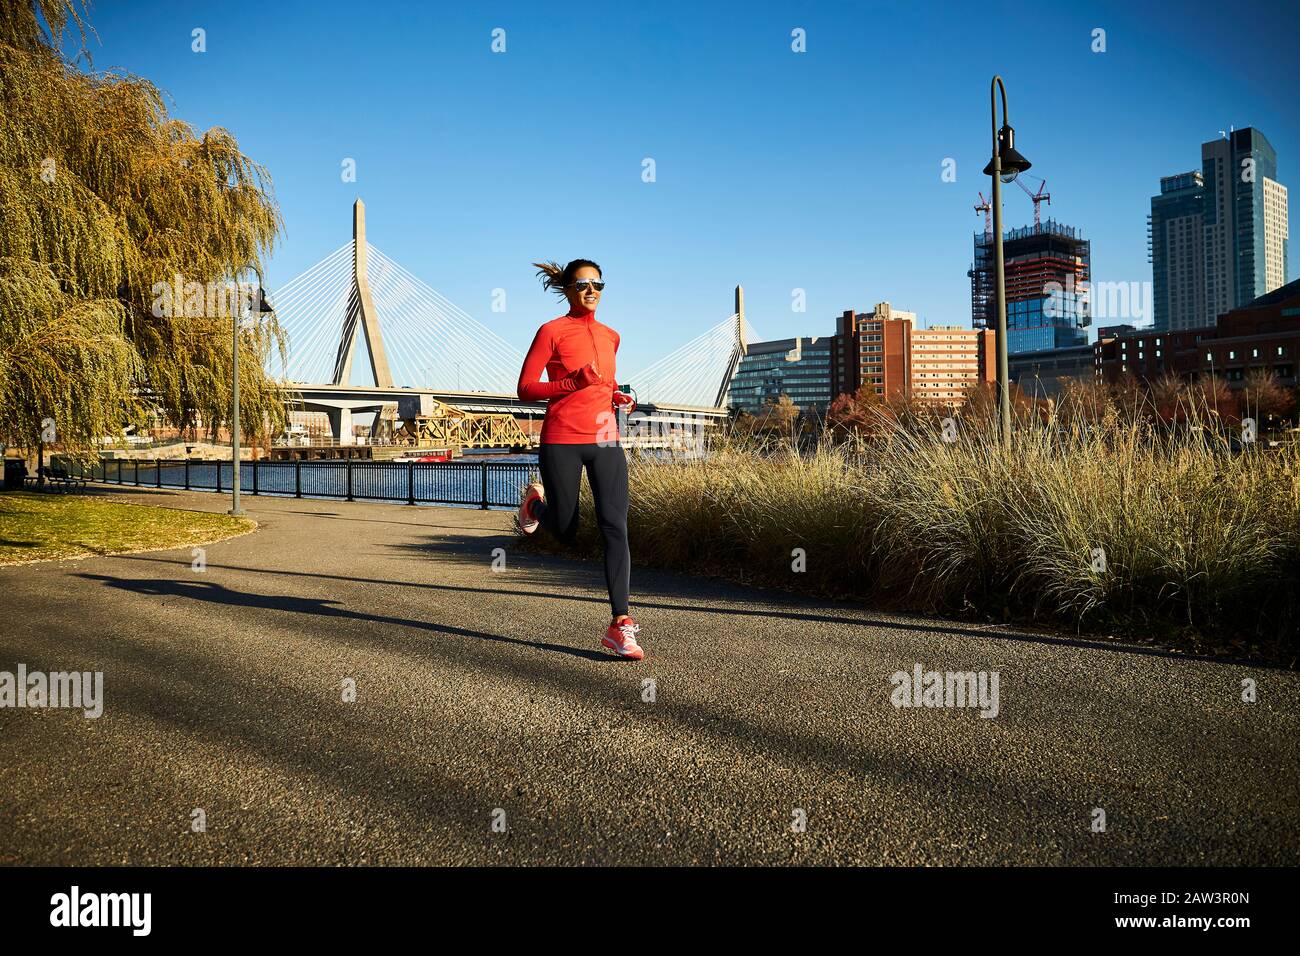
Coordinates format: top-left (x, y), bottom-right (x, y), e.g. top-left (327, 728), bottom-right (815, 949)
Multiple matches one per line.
top-left (0, 626), bottom-right (567, 864)
top-left (75, 572), bottom-right (614, 663)
top-left (104, 544), bottom-right (1267, 668)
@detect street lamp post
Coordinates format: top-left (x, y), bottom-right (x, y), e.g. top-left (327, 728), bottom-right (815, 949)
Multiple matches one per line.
top-left (983, 75), bottom-right (1033, 448)
top-left (229, 285), bottom-right (274, 516)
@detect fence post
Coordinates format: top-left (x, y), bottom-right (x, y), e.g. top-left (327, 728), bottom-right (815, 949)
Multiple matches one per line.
top-left (346, 459), bottom-right (353, 502)
top-left (216, 460), bottom-right (222, 494)
top-left (117, 459), bottom-right (123, 484)
top-left (252, 458), bottom-right (259, 496)
top-left (407, 461), bottom-right (415, 505)
top-left (134, 459), bottom-right (140, 485)
top-left (156, 458), bottom-right (162, 488)
top-left (480, 462), bottom-right (489, 510)
top-left (295, 459), bottom-right (302, 498)
top-left (184, 458), bottom-right (190, 490)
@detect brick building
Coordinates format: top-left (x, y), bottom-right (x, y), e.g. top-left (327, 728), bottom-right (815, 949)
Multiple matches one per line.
top-left (1094, 277), bottom-right (1300, 389)
top-left (832, 302), bottom-right (996, 406)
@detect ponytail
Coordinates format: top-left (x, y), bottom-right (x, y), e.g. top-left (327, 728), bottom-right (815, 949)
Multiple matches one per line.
top-left (532, 259), bottom-right (602, 296)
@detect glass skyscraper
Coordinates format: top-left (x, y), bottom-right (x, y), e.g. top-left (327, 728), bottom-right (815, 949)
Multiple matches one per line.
top-left (1151, 128), bottom-right (1289, 331)
top-left (970, 220), bottom-right (1091, 354)
top-left (1149, 170), bottom-right (1206, 332)
top-left (728, 336), bottom-right (833, 414)
top-left (1202, 127), bottom-right (1289, 325)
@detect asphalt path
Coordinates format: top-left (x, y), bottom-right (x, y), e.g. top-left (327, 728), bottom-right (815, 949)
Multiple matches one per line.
top-left (1, 486), bottom-right (1295, 865)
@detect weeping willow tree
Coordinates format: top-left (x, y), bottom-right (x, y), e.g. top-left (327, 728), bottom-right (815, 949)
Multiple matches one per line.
top-left (0, 0), bottom-right (288, 456)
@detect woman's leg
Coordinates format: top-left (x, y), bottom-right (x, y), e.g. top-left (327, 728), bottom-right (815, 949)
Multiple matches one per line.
top-left (536, 443), bottom-right (583, 544)
top-left (585, 444), bottom-right (631, 619)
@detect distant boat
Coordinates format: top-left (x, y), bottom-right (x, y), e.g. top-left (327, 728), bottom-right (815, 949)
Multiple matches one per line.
top-left (391, 450), bottom-right (453, 463)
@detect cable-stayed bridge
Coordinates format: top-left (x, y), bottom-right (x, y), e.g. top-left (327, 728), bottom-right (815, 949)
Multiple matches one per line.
top-left (267, 200), bottom-right (757, 447)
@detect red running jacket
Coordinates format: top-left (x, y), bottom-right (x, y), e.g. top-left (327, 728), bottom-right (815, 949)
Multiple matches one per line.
top-left (516, 307), bottom-right (620, 444)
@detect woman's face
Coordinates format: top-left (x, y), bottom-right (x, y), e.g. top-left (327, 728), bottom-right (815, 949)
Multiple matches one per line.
top-left (565, 265), bottom-right (603, 313)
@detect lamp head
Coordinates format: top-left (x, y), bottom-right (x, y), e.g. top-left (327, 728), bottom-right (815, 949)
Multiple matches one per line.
top-left (983, 124), bottom-right (1032, 183)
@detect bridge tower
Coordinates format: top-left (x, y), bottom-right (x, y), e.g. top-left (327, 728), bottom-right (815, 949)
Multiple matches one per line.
top-left (713, 284), bottom-right (747, 408)
top-left (332, 198), bottom-right (394, 388)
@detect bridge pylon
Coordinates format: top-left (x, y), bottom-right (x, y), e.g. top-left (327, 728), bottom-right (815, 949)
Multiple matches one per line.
top-left (332, 198), bottom-right (394, 388)
top-left (713, 284), bottom-right (747, 408)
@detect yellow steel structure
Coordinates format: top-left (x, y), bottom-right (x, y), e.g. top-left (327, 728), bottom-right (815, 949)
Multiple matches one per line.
top-left (397, 397), bottom-right (535, 451)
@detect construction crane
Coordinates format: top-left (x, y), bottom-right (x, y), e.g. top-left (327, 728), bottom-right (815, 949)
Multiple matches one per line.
top-left (1016, 175), bottom-right (1051, 230)
top-left (974, 192), bottom-right (991, 238)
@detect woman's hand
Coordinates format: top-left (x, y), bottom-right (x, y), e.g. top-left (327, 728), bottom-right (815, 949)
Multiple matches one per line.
top-left (567, 361), bottom-right (603, 389)
top-left (612, 389), bottom-right (636, 413)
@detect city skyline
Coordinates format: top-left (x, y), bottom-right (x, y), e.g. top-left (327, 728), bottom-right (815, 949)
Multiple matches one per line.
top-left (1151, 127), bottom-right (1291, 333)
top-left (72, 0), bottom-right (1298, 375)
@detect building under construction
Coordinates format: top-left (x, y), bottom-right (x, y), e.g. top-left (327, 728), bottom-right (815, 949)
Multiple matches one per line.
top-left (969, 218), bottom-right (1092, 354)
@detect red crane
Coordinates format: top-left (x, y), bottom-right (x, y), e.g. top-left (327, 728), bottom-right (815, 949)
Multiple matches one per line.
top-left (1016, 175), bottom-right (1051, 230)
top-left (974, 192), bottom-right (991, 238)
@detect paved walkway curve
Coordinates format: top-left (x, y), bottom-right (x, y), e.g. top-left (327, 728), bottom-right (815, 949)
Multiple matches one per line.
top-left (1, 486), bottom-right (1296, 865)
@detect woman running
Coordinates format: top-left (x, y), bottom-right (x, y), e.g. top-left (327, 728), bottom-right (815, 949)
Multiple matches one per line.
top-left (516, 259), bottom-right (643, 660)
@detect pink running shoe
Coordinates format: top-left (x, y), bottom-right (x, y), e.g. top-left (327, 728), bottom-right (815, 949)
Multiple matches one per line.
top-left (518, 482), bottom-right (544, 534)
top-left (602, 617), bottom-right (645, 660)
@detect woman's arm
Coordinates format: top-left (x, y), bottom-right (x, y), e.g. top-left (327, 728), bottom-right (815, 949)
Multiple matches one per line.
top-left (517, 326), bottom-right (578, 401)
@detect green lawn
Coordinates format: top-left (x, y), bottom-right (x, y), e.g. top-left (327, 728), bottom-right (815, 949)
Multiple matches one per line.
top-left (0, 491), bottom-right (255, 565)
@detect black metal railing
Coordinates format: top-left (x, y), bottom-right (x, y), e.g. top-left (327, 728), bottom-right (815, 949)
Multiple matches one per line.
top-left (65, 458), bottom-right (537, 511)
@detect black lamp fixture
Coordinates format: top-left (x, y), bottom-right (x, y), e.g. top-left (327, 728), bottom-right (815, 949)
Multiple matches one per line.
top-left (983, 125), bottom-right (1033, 183)
top-left (255, 285), bottom-right (274, 315)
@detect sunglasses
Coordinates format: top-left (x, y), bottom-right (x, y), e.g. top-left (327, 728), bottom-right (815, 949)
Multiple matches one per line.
top-left (571, 279), bottom-right (605, 292)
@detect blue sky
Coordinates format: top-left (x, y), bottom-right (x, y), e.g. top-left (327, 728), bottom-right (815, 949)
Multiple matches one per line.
top-left (71, 0), bottom-right (1298, 376)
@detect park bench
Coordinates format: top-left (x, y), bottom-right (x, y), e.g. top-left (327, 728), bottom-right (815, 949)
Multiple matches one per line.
top-left (30, 461), bottom-right (87, 493)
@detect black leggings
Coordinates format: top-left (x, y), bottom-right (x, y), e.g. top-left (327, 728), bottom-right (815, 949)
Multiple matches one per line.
top-left (535, 443), bottom-right (630, 618)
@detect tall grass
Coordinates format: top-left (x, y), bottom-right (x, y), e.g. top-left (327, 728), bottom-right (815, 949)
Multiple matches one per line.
top-left (521, 414), bottom-right (1300, 658)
